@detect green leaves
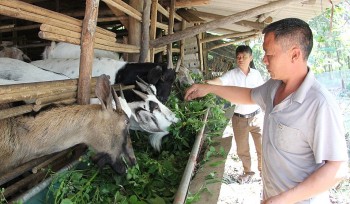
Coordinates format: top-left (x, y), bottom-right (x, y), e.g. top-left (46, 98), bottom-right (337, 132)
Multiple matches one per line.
top-left (46, 74), bottom-right (229, 204)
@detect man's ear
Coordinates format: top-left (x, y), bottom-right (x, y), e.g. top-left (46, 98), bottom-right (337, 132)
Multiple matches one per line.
top-left (291, 47), bottom-right (301, 63)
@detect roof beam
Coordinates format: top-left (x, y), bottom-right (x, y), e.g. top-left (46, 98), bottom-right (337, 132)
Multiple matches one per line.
top-left (204, 34), bottom-right (259, 52)
top-left (176, 8), bottom-right (205, 23)
top-left (188, 10), bottom-right (266, 30)
top-left (162, 0), bottom-right (210, 8)
top-left (150, 0), bottom-right (300, 48)
top-left (200, 30), bottom-right (259, 44)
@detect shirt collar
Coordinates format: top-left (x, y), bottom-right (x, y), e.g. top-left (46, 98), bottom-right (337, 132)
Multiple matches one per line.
top-left (292, 68), bottom-right (315, 103)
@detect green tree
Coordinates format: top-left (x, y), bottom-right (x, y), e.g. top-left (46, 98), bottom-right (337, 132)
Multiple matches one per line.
top-left (308, 1), bottom-right (350, 73)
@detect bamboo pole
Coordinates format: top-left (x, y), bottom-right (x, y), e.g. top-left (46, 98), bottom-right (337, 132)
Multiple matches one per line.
top-left (38, 31), bottom-right (140, 53)
top-left (0, 24), bottom-right (40, 33)
top-left (35, 91), bottom-right (77, 105)
top-left (0, 155), bottom-right (52, 186)
top-left (14, 160), bottom-right (80, 203)
top-left (31, 149), bottom-right (72, 173)
top-left (173, 108), bottom-right (210, 204)
top-left (0, 104), bottom-right (33, 120)
top-left (40, 24), bottom-right (116, 46)
top-left (0, 79), bottom-right (81, 95)
top-left (150, 0), bottom-right (299, 48)
top-left (0, 0), bottom-right (115, 38)
top-left (33, 98), bottom-right (77, 112)
top-left (0, 86), bottom-right (77, 104)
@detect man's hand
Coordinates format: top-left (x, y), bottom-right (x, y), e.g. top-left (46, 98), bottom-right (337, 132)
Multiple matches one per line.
top-left (184, 84), bottom-right (210, 101)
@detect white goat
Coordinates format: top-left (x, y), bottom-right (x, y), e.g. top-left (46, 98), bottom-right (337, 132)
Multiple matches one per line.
top-left (0, 58), bottom-right (69, 84)
top-left (42, 42), bottom-right (121, 60)
top-left (0, 75), bottom-right (136, 175)
top-left (31, 58), bottom-right (127, 83)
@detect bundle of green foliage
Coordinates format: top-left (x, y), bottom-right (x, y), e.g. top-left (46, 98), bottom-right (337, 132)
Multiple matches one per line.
top-left (42, 75), bottom-right (229, 204)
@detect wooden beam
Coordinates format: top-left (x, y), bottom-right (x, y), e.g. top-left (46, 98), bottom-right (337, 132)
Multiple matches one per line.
top-left (102, 0), bottom-right (142, 21)
top-left (38, 31), bottom-right (139, 53)
top-left (176, 8), bottom-right (205, 23)
top-left (77, 0), bottom-right (100, 105)
top-left (204, 34), bottom-right (259, 52)
top-left (188, 10), bottom-right (266, 30)
top-left (139, 0), bottom-right (151, 62)
top-left (196, 30), bottom-right (204, 71)
top-left (128, 0), bottom-right (142, 62)
top-left (156, 22), bottom-right (168, 30)
top-left (150, 0), bottom-right (298, 48)
top-left (105, 3), bottom-right (129, 29)
top-left (0, 24), bottom-right (40, 33)
top-left (150, 0), bottom-right (159, 62)
top-left (0, 0), bottom-right (115, 38)
top-left (167, 0), bottom-right (175, 68)
top-left (200, 30), bottom-right (259, 44)
top-left (157, 2), bottom-right (182, 21)
top-left (162, 0), bottom-right (210, 8)
top-left (180, 20), bottom-right (186, 65)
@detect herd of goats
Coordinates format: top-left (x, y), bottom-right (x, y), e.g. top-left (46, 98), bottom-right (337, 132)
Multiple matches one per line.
top-left (0, 42), bottom-right (192, 175)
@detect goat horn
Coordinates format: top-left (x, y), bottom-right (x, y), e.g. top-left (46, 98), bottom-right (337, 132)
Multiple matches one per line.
top-left (132, 89), bottom-right (147, 101)
top-left (136, 75), bottom-right (150, 86)
top-left (119, 84), bottom-right (125, 99)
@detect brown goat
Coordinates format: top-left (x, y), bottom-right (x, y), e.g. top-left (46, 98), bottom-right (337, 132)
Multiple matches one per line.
top-left (0, 74), bottom-right (136, 175)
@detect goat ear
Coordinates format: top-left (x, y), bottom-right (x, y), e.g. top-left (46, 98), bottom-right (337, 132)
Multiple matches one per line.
top-left (147, 65), bottom-right (162, 84)
top-left (95, 74), bottom-right (113, 110)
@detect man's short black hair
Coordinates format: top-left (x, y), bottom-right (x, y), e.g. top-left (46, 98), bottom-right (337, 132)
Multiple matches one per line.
top-left (236, 45), bottom-right (252, 56)
top-left (262, 18), bottom-right (313, 60)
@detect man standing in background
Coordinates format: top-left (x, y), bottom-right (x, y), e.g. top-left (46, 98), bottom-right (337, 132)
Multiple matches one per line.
top-left (206, 45), bottom-right (264, 183)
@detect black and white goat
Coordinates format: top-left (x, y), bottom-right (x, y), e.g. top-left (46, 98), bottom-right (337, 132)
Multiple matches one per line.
top-left (92, 79), bottom-right (179, 151)
top-left (115, 62), bottom-right (176, 103)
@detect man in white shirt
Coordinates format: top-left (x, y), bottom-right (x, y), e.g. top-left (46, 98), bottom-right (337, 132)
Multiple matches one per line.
top-left (185, 18), bottom-right (348, 203)
top-left (206, 45), bottom-right (264, 183)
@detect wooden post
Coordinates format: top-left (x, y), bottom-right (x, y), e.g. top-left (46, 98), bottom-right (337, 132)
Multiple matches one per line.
top-left (180, 20), bottom-right (186, 66)
top-left (196, 27), bottom-right (204, 72)
top-left (77, 0), bottom-right (100, 105)
top-left (128, 0), bottom-right (142, 62)
top-left (150, 0), bottom-right (299, 48)
top-left (167, 0), bottom-right (175, 68)
top-left (202, 32), bottom-right (208, 75)
top-left (149, 0), bottom-right (159, 62)
top-left (139, 0), bottom-right (151, 62)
